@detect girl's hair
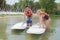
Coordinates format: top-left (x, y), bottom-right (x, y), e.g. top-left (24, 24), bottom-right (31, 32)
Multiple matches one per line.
top-left (40, 8), bottom-right (45, 12)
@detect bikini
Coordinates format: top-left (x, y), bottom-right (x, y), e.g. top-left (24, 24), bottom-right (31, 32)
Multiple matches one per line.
top-left (44, 15), bottom-right (49, 20)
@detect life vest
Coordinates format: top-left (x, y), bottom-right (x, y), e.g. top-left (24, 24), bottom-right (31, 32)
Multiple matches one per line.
top-left (25, 11), bottom-right (32, 17)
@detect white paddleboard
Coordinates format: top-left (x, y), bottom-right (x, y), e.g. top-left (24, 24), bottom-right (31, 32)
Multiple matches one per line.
top-left (26, 23), bottom-right (46, 34)
top-left (11, 22), bottom-right (27, 29)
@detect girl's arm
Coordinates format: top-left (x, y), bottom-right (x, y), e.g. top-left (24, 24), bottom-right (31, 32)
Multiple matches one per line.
top-left (36, 10), bottom-right (41, 16)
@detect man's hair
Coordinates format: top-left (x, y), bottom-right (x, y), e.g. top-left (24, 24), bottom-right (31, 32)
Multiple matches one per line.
top-left (25, 6), bottom-right (30, 8)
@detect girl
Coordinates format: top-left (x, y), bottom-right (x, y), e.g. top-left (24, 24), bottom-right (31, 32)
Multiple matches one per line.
top-left (36, 9), bottom-right (51, 29)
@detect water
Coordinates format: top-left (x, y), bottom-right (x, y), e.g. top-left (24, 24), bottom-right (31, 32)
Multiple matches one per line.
top-left (0, 15), bottom-right (60, 40)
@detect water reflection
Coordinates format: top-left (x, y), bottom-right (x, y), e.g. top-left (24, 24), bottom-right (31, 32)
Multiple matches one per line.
top-left (11, 29), bottom-right (25, 35)
top-left (49, 19), bottom-right (60, 40)
top-left (0, 16), bottom-right (60, 40)
top-left (2, 17), bottom-right (54, 40)
top-left (0, 18), bottom-right (7, 40)
top-left (25, 29), bottom-right (53, 40)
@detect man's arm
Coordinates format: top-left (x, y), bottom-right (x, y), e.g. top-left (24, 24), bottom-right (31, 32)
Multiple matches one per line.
top-left (24, 10), bottom-right (26, 22)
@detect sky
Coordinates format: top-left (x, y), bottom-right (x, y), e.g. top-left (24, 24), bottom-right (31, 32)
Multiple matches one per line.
top-left (6, 0), bottom-right (19, 5)
top-left (6, 0), bottom-right (60, 5)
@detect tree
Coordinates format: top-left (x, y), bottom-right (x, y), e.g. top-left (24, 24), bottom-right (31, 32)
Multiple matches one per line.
top-left (14, 0), bottom-right (34, 12)
top-left (55, 3), bottom-right (60, 15)
top-left (33, 2), bottom-right (41, 13)
top-left (0, 0), bottom-right (6, 10)
top-left (39, 0), bottom-right (57, 14)
top-left (13, 0), bottom-right (42, 12)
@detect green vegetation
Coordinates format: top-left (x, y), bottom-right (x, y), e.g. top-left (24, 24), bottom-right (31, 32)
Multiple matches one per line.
top-left (0, 0), bottom-right (60, 15)
top-left (13, 0), bottom-right (58, 14)
top-left (0, 0), bottom-right (6, 10)
top-left (39, 0), bottom-right (57, 14)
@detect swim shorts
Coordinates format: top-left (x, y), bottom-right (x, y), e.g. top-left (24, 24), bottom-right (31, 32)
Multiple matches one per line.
top-left (26, 17), bottom-right (32, 24)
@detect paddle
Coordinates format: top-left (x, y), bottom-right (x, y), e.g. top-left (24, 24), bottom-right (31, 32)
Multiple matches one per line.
top-left (21, 22), bottom-right (26, 26)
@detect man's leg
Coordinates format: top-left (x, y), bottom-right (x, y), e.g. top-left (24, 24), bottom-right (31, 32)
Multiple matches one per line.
top-left (27, 23), bottom-right (29, 26)
top-left (27, 20), bottom-right (29, 26)
top-left (29, 18), bottom-right (32, 26)
top-left (30, 22), bottom-right (32, 26)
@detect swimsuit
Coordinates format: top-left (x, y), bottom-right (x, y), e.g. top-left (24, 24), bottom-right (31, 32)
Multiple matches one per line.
top-left (44, 15), bottom-right (49, 20)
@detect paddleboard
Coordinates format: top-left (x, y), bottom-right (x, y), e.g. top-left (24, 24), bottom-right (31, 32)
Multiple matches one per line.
top-left (11, 22), bottom-right (27, 29)
top-left (26, 23), bottom-right (46, 34)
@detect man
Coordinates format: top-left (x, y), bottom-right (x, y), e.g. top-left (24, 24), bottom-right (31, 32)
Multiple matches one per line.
top-left (24, 6), bottom-right (33, 26)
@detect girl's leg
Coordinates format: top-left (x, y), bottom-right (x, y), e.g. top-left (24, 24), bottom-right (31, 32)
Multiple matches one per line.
top-left (39, 18), bottom-right (44, 28)
top-left (39, 22), bottom-right (44, 28)
top-left (46, 18), bottom-right (51, 29)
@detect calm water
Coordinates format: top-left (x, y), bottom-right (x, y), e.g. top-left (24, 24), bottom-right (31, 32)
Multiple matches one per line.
top-left (0, 15), bottom-right (60, 40)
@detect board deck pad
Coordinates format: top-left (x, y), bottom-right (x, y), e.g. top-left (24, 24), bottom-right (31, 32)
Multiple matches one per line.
top-left (11, 22), bottom-right (27, 29)
top-left (26, 23), bottom-right (46, 34)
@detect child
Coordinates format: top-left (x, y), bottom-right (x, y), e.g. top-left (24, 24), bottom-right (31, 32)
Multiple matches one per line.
top-left (36, 9), bottom-right (51, 29)
top-left (24, 6), bottom-right (32, 26)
